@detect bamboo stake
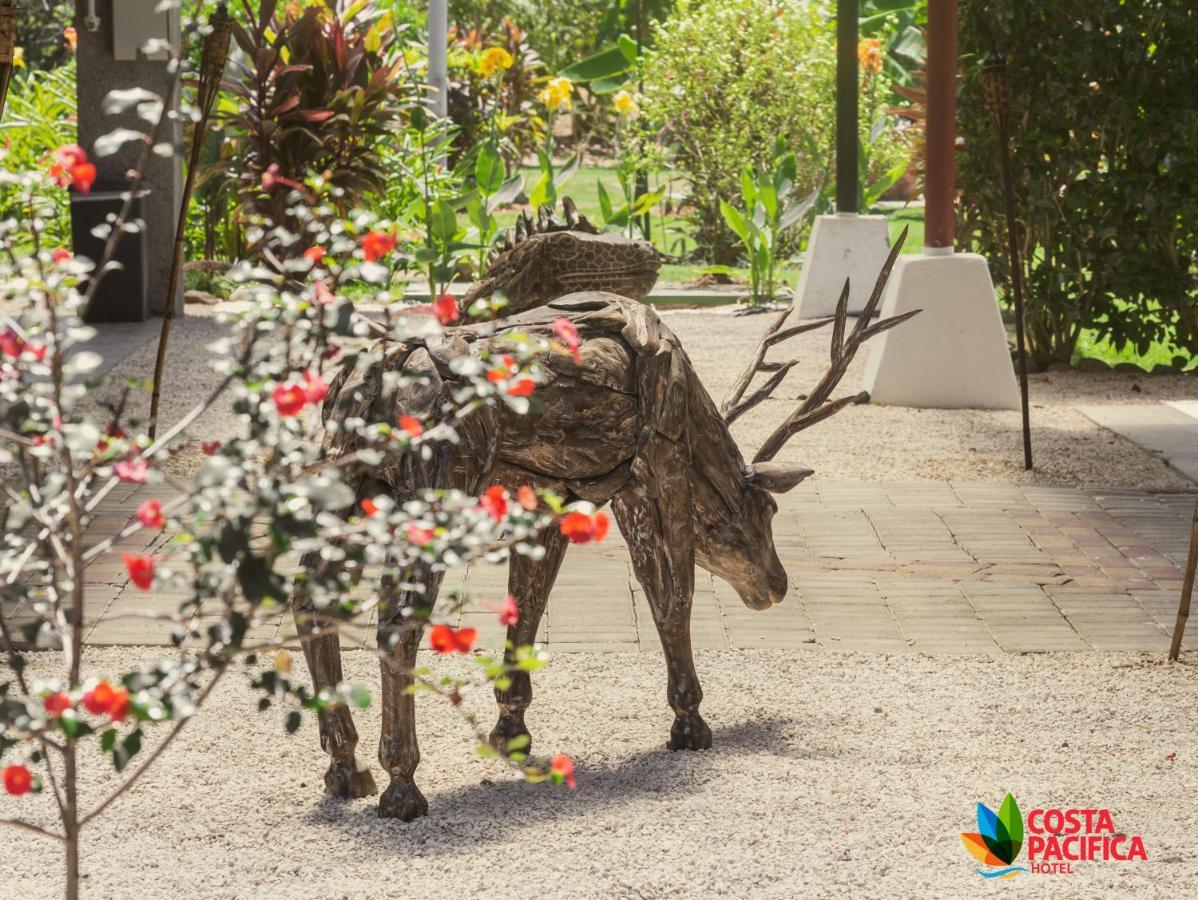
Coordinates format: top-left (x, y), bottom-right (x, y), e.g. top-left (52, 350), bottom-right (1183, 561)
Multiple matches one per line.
top-left (148, 3), bottom-right (233, 439)
top-left (1168, 497), bottom-right (1198, 661)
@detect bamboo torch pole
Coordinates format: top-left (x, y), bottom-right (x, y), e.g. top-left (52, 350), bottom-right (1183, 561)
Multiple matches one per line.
top-left (0, 0), bottom-right (17, 123)
top-left (148, 3), bottom-right (233, 440)
top-left (981, 50), bottom-right (1033, 470)
top-left (1168, 498), bottom-right (1198, 661)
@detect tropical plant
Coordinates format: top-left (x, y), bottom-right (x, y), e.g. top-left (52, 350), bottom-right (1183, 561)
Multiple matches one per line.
top-left (706, 138), bottom-right (816, 306)
top-left (208, 0), bottom-right (410, 255)
top-left (958, 0), bottom-right (1198, 365)
top-left (632, 0), bottom-right (908, 263)
top-left (446, 18), bottom-right (546, 166)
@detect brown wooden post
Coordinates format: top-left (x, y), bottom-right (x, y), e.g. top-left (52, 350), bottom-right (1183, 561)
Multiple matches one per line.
top-left (1168, 498), bottom-right (1198, 661)
top-left (924, 0), bottom-right (957, 251)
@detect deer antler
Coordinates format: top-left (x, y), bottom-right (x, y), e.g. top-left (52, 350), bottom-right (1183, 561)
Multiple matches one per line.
top-left (721, 308), bottom-right (836, 426)
top-left (751, 226), bottom-right (919, 463)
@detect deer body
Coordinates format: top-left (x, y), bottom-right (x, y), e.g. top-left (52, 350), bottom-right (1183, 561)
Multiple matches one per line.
top-left (294, 226), bottom-right (914, 819)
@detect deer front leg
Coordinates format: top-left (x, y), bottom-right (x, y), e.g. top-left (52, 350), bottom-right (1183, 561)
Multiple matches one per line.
top-left (292, 549), bottom-right (377, 799)
top-left (490, 525), bottom-right (569, 755)
top-left (376, 569), bottom-right (442, 821)
top-left (613, 477), bottom-right (711, 751)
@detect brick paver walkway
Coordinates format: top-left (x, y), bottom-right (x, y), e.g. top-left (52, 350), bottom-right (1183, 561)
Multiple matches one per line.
top-left (4, 481), bottom-right (1195, 655)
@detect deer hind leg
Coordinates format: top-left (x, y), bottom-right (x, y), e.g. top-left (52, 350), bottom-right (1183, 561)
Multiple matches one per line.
top-left (613, 475), bottom-right (711, 752)
top-left (376, 567), bottom-right (446, 820)
top-left (490, 524), bottom-right (569, 755)
top-left (292, 546), bottom-right (378, 799)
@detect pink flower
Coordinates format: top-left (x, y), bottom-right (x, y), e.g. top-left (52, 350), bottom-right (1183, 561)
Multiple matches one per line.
top-left (53, 247), bottom-right (72, 264)
top-left (487, 593), bottom-right (519, 627)
top-left (0, 327), bottom-right (26, 358)
top-left (303, 245), bottom-right (327, 264)
top-left (261, 163), bottom-right (280, 191)
top-left (553, 317), bottom-right (582, 363)
top-left (114, 457), bottom-right (149, 483)
top-left (303, 369), bottom-right (328, 404)
top-left (406, 523), bottom-right (435, 545)
top-left (136, 499), bottom-right (164, 529)
top-left (517, 485), bottom-right (537, 511)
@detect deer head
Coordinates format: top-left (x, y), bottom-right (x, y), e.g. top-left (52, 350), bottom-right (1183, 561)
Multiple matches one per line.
top-left (694, 229), bottom-right (917, 610)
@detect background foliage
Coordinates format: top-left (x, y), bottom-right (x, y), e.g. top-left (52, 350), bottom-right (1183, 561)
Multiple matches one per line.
top-left (958, 0), bottom-right (1198, 366)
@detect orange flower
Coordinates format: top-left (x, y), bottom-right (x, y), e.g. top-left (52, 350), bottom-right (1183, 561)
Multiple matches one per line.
top-left (303, 245), bottom-right (326, 264)
top-left (559, 510), bottom-right (610, 544)
top-left (399, 415), bottom-right (424, 438)
top-left (507, 379), bottom-right (535, 397)
top-left (361, 498), bottom-right (379, 517)
top-left (517, 485), bottom-right (538, 511)
top-left (428, 624), bottom-right (478, 654)
top-left (858, 38), bottom-right (883, 76)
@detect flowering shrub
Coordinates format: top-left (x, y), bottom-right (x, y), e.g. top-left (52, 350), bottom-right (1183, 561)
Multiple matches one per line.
top-left (0, 59), bottom-right (600, 900)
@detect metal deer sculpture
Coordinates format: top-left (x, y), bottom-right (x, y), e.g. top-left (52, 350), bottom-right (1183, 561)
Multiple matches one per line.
top-left (294, 232), bottom-right (916, 820)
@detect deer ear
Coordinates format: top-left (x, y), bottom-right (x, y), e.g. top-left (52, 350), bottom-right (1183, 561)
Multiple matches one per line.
top-left (745, 462), bottom-right (813, 494)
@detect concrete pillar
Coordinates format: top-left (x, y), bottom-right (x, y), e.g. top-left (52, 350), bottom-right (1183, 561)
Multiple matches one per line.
top-left (74, 0), bottom-right (183, 315)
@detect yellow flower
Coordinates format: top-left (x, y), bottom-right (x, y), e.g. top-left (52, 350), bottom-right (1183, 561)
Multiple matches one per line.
top-left (13, 47), bottom-right (24, 68)
top-left (857, 38), bottom-right (882, 76)
top-left (539, 77), bottom-right (574, 112)
top-left (478, 46), bottom-right (514, 78)
top-left (613, 90), bottom-right (638, 115)
top-left (63, 27), bottom-right (78, 53)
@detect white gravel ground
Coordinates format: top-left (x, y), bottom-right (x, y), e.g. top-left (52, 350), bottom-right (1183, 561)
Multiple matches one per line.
top-left (2, 647), bottom-right (1197, 897)
top-left (74, 303), bottom-right (1198, 488)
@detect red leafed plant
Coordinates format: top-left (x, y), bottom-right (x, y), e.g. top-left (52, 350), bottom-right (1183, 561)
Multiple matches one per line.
top-left (210, 0), bottom-right (412, 249)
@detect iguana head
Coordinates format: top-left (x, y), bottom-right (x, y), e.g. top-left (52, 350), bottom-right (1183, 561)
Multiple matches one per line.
top-left (461, 198), bottom-right (661, 319)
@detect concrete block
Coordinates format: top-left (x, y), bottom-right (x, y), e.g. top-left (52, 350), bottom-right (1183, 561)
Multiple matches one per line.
top-left (794, 214), bottom-right (891, 317)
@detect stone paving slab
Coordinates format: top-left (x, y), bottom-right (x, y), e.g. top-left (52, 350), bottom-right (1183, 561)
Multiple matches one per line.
top-left (3, 481), bottom-right (1196, 656)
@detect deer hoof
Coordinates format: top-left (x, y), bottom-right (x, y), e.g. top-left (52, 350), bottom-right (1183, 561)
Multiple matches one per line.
top-left (668, 714), bottom-right (712, 751)
top-left (488, 716), bottom-right (532, 756)
top-left (378, 778), bottom-right (429, 821)
top-left (324, 760), bottom-right (377, 799)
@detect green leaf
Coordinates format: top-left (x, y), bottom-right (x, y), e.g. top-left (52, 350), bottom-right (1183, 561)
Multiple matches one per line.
top-left (553, 154), bottom-right (580, 189)
top-left (429, 199), bottom-right (458, 245)
top-left (560, 37), bottom-right (636, 83)
top-left (505, 734), bottom-right (531, 752)
top-left (999, 793), bottom-right (1024, 846)
top-left (493, 173), bottom-right (525, 206)
top-left (100, 728), bottom-right (117, 754)
top-left (528, 170), bottom-right (552, 209)
top-left (351, 684), bottom-right (372, 709)
top-left (475, 143), bottom-right (505, 196)
top-left (720, 200), bottom-right (751, 247)
top-left (597, 180), bottom-right (615, 222)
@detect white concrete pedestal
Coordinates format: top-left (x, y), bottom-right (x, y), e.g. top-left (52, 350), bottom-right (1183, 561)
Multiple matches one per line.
top-left (862, 251), bottom-right (1019, 409)
top-left (794, 213), bottom-right (891, 317)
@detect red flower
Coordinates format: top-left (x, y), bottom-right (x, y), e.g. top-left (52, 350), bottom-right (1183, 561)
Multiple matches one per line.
top-left (123, 554), bottom-right (155, 590)
top-left (491, 593), bottom-right (519, 627)
top-left (507, 379), bottom-right (536, 397)
top-left (136, 499), bottom-right (164, 529)
top-left (517, 485), bottom-right (537, 511)
top-left (552, 317), bottom-right (582, 363)
top-left (114, 457), bottom-right (148, 483)
top-left (303, 369), bottom-right (329, 404)
top-left (480, 485), bottom-right (508, 522)
top-left (406, 523), bottom-right (435, 545)
top-left (53, 247), bottom-right (72, 264)
top-left (428, 624), bottom-right (478, 654)
top-left (361, 230), bottom-right (397, 263)
top-left (82, 681), bottom-right (115, 715)
top-left (361, 498), bottom-right (379, 517)
top-left (273, 383), bottom-right (308, 417)
top-left (43, 693), bottom-right (72, 717)
top-left (433, 293), bottom-right (459, 325)
top-left (303, 245), bottom-right (326, 264)
top-left (0, 327), bottom-right (26, 358)
top-left (201, 440), bottom-right (222, 456)
top-left (399, 415), bottom-right (424, 438)
top-left (50, 145), bottom-right (96, 193)
top-left (2, 764), bottom-right (32, 796)
top-left (559, 510), bottom-right (610, 544)
top-left (550, 754), bottom-right (576, 789)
